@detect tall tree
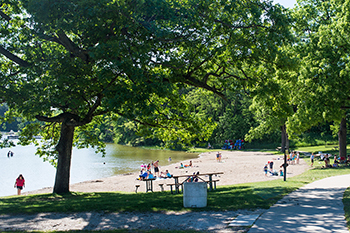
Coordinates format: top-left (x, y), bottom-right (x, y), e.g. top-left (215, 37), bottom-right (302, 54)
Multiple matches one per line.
top-left (0, 0), bottom-right (292, 194)
top-left (288, 0), bottom-right (350, 157)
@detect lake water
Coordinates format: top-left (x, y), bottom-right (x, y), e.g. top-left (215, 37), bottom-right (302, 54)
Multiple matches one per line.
top-left (0, 141), bottom-right (199, 197)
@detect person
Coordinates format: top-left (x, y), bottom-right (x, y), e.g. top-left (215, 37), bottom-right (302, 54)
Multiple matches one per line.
top-left (269, 161), bottom-right (274, 172)
top-left (207, 143), bottom-right (212, 149)
top-left (140, 163), bottom-right (146, 172)
top-left (264, 164), bottom-right (268, 176)
top-left (168, 157), bottom-right (172, 162)
top-left (296, 152), bottom-right (300, 164)
top-left (147, 171), bottom-right (155, 179)
top-left (139, 170), bottom-right (148, 180)
top-left (189, 160), bottom-right (193, 167)
top-left (147, 163), bottom-right (151, 171)
top-left (334, 155), bottom-right (338, 164)
top-left (165, 170), bottom-right (172, 178)
top-left (14, 174), bottom-right (25, 195)
top-left (153, 160), bottom-right (160, 177)
top-left (7, 150), bottom-right (13, 158)
top-left (180, 163), bottom-right (184, 169)
top-left (216, 152), bottom-right (222, 162)
top-left (160, 170), bottom-right (172, 178)
top-left (311, 153), bottom-right (314, 166)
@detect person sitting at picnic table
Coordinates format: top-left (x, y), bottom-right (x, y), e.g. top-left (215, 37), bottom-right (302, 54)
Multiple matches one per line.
top-left (160, 170), bottom-right (173, 178)
top-left (187, 172), bottom-right (197, 182)
top-left (166, 170), bottom-right (172, 178)
top-left (139, 171), bottom-right (148, 180)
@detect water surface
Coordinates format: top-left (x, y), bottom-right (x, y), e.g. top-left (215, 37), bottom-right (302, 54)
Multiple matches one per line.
top-left (0, 142), bottom-right (198, 197)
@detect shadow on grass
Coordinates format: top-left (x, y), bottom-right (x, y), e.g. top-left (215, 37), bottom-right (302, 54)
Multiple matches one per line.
top-left (0, 184), bottom-right (301, 215)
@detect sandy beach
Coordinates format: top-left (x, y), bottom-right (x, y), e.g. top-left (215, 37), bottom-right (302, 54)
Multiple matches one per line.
top-left (24, 150), bottom-right (309, 195)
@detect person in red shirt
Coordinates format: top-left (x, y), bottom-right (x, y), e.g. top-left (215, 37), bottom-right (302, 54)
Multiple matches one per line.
top-left (14, 174), bottom-right (25, 195)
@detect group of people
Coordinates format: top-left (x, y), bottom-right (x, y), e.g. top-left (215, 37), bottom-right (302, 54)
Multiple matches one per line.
top-left (263, 161), bottom-right (282, 176)
top-left (7, 150), bottom-right (14, 158)
top-left (179, 160), bottom-right (193, 168)
top-left (138, 160), bottom-right (173, 180)
top-left (312, 153), bottom-right (350, 168)
top-left (221, 139), bottom-right (245, 150)
top-left (287, 151), bottom-right (300, 165)
top-left (187, 171), bottom-right (200, 182)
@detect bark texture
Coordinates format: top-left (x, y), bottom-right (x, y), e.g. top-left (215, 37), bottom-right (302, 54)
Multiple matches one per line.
top-left (338, 117), bottom-right (347, 158)
top-left (53, 122), bottom-right (75, 194)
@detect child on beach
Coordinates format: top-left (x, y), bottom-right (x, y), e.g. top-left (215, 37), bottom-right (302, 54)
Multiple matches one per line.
top-left (263, 164), bottom-right (268, 176)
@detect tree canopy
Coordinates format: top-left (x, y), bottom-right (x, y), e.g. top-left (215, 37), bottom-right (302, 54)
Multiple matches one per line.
top-left (287, 0), bottom-right (350, 156)
top-left (0, 0), bottom-right (293, 193)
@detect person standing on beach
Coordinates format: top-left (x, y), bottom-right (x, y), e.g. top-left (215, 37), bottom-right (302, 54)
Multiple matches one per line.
top-left (14, 174), bottom-right (25, 195)
top-left (269, 161), bottom-right (274, 172)
top-left (153, 160), bottom-right (160, 177)
top-left (311, 153), bottom-right (314, 166)
top-left (264, 164), bottom-right (268, 176)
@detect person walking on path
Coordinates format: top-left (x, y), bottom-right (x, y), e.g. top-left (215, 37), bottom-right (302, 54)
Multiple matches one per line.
top-left (249, 174), bottom-right (350, 233)
top-left (14, 174), bottom-right (25, 195)
top-left (310, 153), bottom-right (314, 166)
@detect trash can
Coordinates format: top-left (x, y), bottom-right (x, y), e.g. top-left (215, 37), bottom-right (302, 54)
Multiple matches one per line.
top-left (183, 182), bottom-right (207, 208)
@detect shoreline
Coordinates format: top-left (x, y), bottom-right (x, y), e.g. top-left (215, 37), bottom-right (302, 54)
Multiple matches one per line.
top-left (23, 150), bottom-right (310, 195)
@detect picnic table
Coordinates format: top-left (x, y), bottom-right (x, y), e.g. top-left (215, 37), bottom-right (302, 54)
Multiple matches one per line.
top-left (142, 178), bottom-right (156, 192)
top-left (171, 172), bottom-right (223, 194)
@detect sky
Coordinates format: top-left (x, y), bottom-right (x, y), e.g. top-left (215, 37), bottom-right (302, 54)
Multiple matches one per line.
top-left (274, 0), bottom-right (297, 8)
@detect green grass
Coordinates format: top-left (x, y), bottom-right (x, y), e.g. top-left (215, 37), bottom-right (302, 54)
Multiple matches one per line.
top-left (3, 145), bottom-right (350, 232)
top-left (2, 162), bottom-right (350, 215)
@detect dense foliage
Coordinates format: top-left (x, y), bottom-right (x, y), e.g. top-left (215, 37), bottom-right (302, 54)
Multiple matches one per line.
top-left (0, 0), bottom-right (293, 193)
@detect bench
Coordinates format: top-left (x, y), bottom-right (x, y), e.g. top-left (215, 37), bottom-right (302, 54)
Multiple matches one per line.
top-left (167, 183), bottom-right (183, 194)
top-left (206, 180), bottom-right (219, 190)
top-left (135, 184), bottom-right (140, 193)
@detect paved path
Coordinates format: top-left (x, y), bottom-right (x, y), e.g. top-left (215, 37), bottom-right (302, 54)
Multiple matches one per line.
top-left (249, 174), bottom-right (350, 233)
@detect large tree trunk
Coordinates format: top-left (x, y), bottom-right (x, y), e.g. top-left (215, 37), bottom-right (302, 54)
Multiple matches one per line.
top-left (338, 117), bottom-right (347, 158)
top-left (281, 124), bottom-right (289, 152)
top-left (53, 122), bottom-right (75, 194)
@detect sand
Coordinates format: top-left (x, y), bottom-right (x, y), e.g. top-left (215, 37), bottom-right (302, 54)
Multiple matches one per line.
top-left (24, 150), bottom-right (309, 195)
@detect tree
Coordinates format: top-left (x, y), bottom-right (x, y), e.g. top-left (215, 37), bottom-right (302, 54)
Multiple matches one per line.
top-left (0, 0), bottom-right (292, 194)
top-left (288, 0), bottom-right (350, 157)
top-left (246, 65), bottom-right (296, 151)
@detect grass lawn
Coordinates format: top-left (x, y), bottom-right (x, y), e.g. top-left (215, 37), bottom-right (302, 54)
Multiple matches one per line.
top-left (2, 145), bottom-right (350, 232)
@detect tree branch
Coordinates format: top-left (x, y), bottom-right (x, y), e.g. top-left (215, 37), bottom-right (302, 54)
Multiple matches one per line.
top-left (0, 45), bottom-right (30, 67)
top-left (56, 30), bottom-right (89, 62)
top-left (0, 9), bottom-right (11, 21)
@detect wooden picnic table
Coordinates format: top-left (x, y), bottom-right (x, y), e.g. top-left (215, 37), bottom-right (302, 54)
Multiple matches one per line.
top-left (171, 172), bottom-right (224, 194)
